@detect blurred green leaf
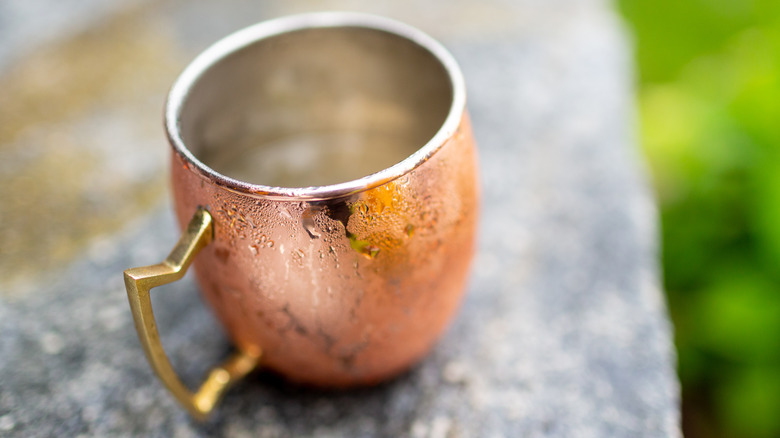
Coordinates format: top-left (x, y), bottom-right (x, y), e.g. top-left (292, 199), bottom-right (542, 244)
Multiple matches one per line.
top-left (691, 264), bottom-right (780, 362)
top-left (752, 159), bottom-right (780, 270)
top-left (618, 1), bottom-right (780, 437)
top-left (716, 366), bottom-right (780, 438)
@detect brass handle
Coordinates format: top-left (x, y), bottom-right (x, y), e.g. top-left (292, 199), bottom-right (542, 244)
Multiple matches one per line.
top-left (123, 207), bottom-right (260, 420)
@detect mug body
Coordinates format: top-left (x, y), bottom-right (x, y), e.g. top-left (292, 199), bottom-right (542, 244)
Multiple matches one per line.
top-left (166, 13), bottom-right (479, 386)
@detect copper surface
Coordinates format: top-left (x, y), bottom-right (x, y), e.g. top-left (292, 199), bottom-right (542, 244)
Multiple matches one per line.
top-left (171, 115), bottom-right (478, 386)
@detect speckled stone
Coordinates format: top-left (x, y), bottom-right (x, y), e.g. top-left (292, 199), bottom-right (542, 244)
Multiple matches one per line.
top-left (0, 0), bottom-right (680, 437)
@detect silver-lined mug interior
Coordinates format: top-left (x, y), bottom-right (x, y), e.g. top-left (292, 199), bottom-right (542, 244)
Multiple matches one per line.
top-left (177, 26), bottom-right (454, 188)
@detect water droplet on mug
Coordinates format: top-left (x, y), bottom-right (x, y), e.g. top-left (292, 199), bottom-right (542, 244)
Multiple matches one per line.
top-left (303, 217), bottom-right (321, 239)
top-left (348, 233), bottom-right (380, 260)
top-left (361, 245), bottom-right (380, 259)
top-left (293, 249), bottom-right (305, 267)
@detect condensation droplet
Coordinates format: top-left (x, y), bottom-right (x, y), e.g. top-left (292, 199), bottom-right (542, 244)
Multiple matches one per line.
top-left (361, 245), bottom-right (380, 259)
top-left (303, 218), bottom-right (321, 239)
top-left (293, 249), bottom-right (305, 267)
top-left (348, 233), bottom-right (380, 260)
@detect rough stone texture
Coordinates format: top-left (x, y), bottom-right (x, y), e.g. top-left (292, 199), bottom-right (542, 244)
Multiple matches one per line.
top-left (0, 0), bottom-right (680, 436)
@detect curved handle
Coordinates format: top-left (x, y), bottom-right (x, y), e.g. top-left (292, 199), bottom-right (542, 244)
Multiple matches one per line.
top-left (123, 207), bottom-right (260, 420)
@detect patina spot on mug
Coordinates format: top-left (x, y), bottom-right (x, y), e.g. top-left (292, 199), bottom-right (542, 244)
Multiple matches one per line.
top-left (124, 12), bottom-right (479, 419)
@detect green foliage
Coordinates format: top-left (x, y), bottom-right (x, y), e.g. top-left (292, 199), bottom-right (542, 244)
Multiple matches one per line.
top-left (617, 1), bottom-right (780, 436)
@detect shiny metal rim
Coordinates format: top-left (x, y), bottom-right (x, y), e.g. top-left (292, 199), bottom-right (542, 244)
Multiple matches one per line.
top-left (165, 11), bottom-right (466, 201)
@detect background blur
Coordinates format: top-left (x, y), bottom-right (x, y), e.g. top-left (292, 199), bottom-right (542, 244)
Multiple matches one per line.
top-left (617, 1), bottom-right (780, 437)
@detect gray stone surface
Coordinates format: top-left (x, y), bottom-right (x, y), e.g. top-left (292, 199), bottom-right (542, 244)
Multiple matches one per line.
top-left (0, 0), bottom-right (680, 436)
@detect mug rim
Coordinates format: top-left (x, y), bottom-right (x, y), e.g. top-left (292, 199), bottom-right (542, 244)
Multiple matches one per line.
top-left (165, 11), bottom-right (467, 201)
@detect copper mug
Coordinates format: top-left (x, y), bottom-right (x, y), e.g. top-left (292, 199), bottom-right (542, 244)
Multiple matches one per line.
top-left (124, 12), bottom-right (479, 419)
